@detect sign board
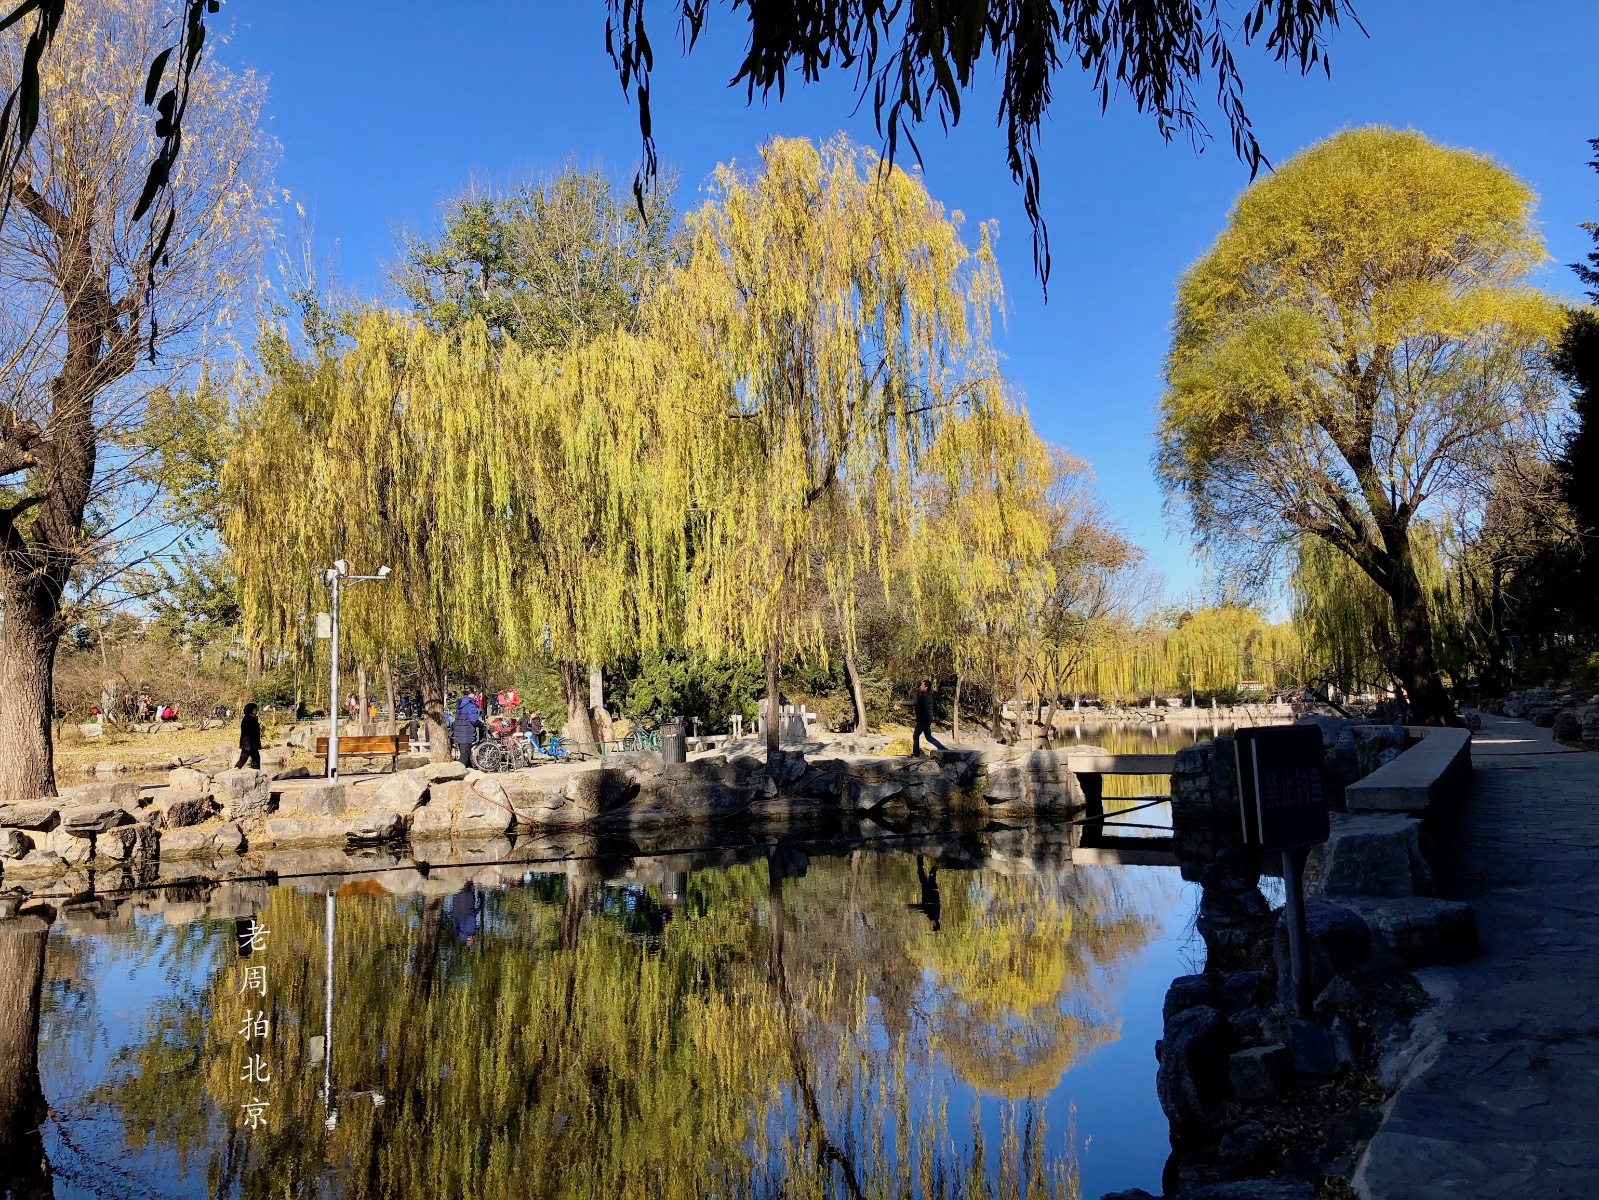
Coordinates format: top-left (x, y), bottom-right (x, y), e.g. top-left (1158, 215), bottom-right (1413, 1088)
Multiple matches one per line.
top-left (314, 613), bottom-right (332, 639)
top-left (1235, 725), bottom-right (1329, 851)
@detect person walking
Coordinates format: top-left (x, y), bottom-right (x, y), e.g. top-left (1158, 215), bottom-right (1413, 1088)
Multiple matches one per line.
top-left (912, 679), bottom-right (949, 757)
top-left (234, 703), bottom-right (262, 770)
top-left (453, 692), bottom-right (483, 767)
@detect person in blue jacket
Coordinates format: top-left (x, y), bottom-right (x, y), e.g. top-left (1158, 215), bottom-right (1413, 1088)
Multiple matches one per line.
top-left (452, 692), bottom-right (483, 766)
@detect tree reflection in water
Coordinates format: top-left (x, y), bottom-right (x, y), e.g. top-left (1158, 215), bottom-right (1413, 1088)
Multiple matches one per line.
top-left (18, 844), bottom-right (1158, 1199)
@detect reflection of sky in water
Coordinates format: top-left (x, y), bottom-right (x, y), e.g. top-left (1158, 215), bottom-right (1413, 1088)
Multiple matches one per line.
top-left (26, 850), bottom-right (1198, 1199)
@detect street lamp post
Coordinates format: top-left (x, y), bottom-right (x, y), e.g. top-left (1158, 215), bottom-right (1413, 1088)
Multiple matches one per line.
top-left (323, 561), bottom-right (391, 779)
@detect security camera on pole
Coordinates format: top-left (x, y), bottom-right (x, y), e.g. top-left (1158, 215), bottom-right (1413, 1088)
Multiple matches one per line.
top-left (321, 561), bottom-right (391, 779)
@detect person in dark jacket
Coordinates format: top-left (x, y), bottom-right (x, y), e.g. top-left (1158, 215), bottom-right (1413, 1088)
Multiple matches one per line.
top-left (453, 693), bottom-right (483, 766)
top-left (912, 679), bottom-right (948, 757)
top-left (235, 703), bottom-right (262, 770)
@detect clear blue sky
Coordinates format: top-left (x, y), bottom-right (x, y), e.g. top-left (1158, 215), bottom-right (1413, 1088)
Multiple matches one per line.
top-left (214, 1), bottom-right (1599, 596)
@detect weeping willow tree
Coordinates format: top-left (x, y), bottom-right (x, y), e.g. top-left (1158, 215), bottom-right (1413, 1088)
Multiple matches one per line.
top-left (1290, 522), bottom-right (1488, 696)
top-left (226, 314), bottom-right (517, 757)
top-left (1062, 606), bottom-right (1303, 703)
top-left (225, 313), bottom-right (704, 752)
top-left (908, 402), bottom-right (1055, 738)
top-left (657, 134), bottom-right (1005, 760)
top-left (1157, 127), bottom-right (1566, 724)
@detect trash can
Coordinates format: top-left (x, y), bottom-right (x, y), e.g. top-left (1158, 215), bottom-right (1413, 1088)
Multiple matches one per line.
top-left (660, 718), bottom-right (686, 765)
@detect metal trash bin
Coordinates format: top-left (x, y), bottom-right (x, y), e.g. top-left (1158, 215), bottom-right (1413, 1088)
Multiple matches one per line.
top-left (660, 718), bottom-right (686, 765)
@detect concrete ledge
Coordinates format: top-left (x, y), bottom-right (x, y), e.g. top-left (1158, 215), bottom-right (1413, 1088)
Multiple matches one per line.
top-left (1345, 727), bottom-right (1471, 815)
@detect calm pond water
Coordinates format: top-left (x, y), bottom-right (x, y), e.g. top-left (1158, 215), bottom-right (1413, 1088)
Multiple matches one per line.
top-left (2, 827), bottom-right (1202, 1200)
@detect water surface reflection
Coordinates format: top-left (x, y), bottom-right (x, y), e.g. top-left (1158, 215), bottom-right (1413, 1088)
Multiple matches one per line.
top-left (5, 834), bottom-right (1196, 1199)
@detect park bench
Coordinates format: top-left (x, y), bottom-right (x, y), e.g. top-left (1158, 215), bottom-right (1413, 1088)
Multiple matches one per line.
top-left (313, 733), bottom-right (410, 772)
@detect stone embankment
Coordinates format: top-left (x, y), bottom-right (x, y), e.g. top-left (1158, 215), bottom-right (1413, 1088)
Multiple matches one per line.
top-left (1476, 685), bottom-right (1599, 746)
top-left (1112, 716), bottom-right (1483, 1200)
top-left (0, 741), bottom-right (1096, 894)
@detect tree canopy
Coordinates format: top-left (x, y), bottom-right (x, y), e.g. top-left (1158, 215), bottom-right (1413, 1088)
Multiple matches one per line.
top-left (1157, 126), bottom-right (1565, 722)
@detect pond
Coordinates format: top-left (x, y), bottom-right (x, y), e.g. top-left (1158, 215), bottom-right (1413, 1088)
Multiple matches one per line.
top-left (1, 825), bottom-right (1202, 1200)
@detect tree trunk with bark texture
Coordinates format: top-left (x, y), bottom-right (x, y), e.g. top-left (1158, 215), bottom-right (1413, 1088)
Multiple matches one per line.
top-left (1386, 549), bottom-right (1456, 725)
top-left (560, 660), bottom-right (599, 747)
top-left (0, 602), bottom-right (59, 803)
top-left (383, 651), bottom-right (397, 735)
top-left (842, 642), bottom-right (868, 734)
top-left (952, 670), bottom-right (962, 741)
top-left (0, 181), bottom-right (138, 801)
top-left (415, 638), bottom-right (452, 763)
top-left (0, 916), bottom-right (50, 1199)
top-left (765, 629), bottom-right (782, 764)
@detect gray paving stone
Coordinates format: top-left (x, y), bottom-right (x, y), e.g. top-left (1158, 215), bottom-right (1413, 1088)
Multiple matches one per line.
top-left (1354, 716), bottom-right (1599, 1199)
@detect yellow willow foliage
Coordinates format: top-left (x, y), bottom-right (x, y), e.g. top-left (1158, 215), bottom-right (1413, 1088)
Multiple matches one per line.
top-left (908, 402), bottom-right (1056, 698)
top-left (97, 854), bottom-right (1107, 1199)
top-left (1291, 526), bottom-right (1458, 691)
top-left (1063, 607), bottom-right (1305, 701)
top-left (225, 314), bottom-right (705, 673)
top-left (654, 133), bottom-right (1005, 662)
top-left (224, 314), bottom-right (503, 666)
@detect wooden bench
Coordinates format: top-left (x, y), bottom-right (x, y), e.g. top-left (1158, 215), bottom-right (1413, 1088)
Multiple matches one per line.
top-left (314, 734), bottom-right (410, 771)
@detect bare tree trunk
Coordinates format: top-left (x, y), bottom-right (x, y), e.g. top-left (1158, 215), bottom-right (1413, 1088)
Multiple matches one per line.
top-left (382, 651), bottom-right (397, 735)
top-left (952, 670), bottom-right (962, 742)
top-left (415, 638), bottom-right (452, 763)
top-left (0, 588), bottom-right (61, 803)
top-left (1389, 558), bottom-right (1456, 725)
top-left (1043, 691), bottom-right (1058, 742)
top-left (355, 663), bottom-right (368, 731)
top-left (246, 641), bottom-right (265, 687)
top-left (560, 660), bottom-right (599, 747)
top-left (842, 642), bottom-right (868, 734)
top-left (0, 916), bottom-right (50, 1199)
top-left (765, 627), bottom-right (782, 763)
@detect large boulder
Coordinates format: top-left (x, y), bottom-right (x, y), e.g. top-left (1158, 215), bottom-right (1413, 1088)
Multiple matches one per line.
top-left (213, 769), bottom-right (272, 821)
top-left (157, 826), bottom-right (219, 859)
top-left (58, 780), bottom-right (141, 810)
top-left (155, 791), bottom-right (213, 829)
top-left (1229, 1043), bottom-right (1295, 1101)
top-left (261, 815), bottom-right (342, 846)
top-left (409, 803), bottom-right (454, 837)
top-left (502, 775), bottom-right (585, 827)
top-left (1156, 1004), bottom-right (1233, 1135)
top-left (432, 778), bottom-right (516, 836)
top-left (419, 761), bottom-right (468, 784)
top-left (277, 782), bottom-right (348, 819)
top-left (1584, 707), bottom-right (1599, 745)
top-left (49, 826), bottom-right (94, 866)
top-left (1552, 708), bottom-right (1583, 743)
top-left (0, 828), bottom-right (32, 859)
top-left (168, 766), bottom-right (211, 794)
top-left (0, 802), bottom-right (58, 831)
top-left (60, 804), bottom-right (129, 836)
top-left (345, 810), bottom-right (406, 842)
top-left (212, 822), bottom-right (246, 855)
top-left (1346, 897), bottom-right (1479, 968)
top-left (1274, 899), bottom-right (1371, 1006)
top-left (1305, 813), bottom-right (1436, 899)
top-left (561, 768), bottom-right (634, 819)
top-left (97, 824), bottom-right (156, 863)
top-left (372, 771), bottom-right (429, 811)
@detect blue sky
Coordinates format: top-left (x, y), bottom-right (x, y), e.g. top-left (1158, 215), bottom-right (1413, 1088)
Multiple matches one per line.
top-left (213, 1), bottom-right (1599, 596)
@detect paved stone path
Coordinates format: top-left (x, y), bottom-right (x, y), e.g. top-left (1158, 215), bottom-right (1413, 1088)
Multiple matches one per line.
top-left (1356, 716), bottom-right (1599, 1198)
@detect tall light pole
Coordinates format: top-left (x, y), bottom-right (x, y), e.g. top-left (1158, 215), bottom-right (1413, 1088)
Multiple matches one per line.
top-left (324, 561), bottom-right (391, 779)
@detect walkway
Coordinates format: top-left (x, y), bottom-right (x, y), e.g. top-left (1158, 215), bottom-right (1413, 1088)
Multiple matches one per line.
top-left (1356, 715), bottom-right (1599, 1198)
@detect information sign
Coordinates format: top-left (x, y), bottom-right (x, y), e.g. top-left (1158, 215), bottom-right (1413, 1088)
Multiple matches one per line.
top-left (1235, 725), bottom-right (1329, 851)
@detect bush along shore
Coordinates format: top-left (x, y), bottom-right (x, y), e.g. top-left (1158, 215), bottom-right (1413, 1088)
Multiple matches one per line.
top-left (1104, 717), bottom-right (1482, 1200)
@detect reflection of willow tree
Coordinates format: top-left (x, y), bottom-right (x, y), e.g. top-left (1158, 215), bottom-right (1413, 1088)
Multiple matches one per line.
top-left (913, 871), bottom-right (1156, 1098)
top-left (86, 854), bottom-right (1126, 1197)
